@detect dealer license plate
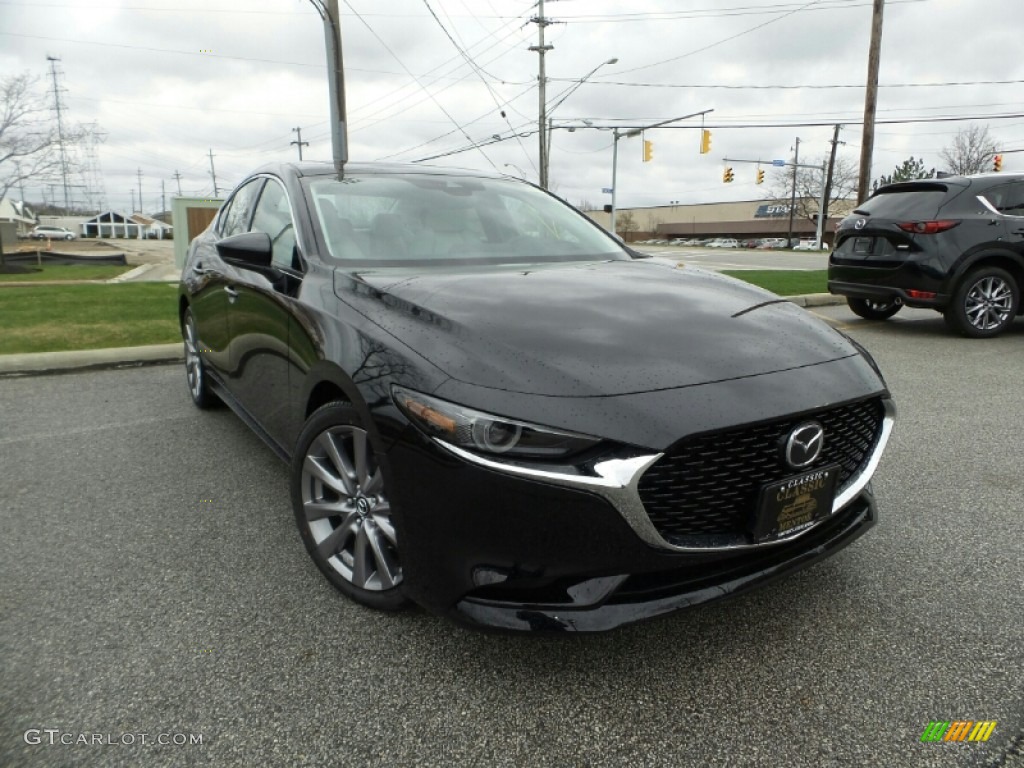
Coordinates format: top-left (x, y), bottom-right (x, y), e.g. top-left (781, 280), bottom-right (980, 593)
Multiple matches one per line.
top-left (853, 237), bottom-right (874, 254)
top-left (751, 465), bottom-right (840, 543)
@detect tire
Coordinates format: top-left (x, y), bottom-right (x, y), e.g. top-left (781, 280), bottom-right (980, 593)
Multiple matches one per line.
top-left (64, 234), bottom-right (73, 240)
top-left (847, 296), bottom-right (902, 321)
top-left (290, 402), bottom-right (407, 611)
top-left (182, 308), bottom-right (219, 408)
top-left (943, 267), bottom-right (1020, 338)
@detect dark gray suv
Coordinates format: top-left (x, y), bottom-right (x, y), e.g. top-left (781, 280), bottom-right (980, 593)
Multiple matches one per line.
top-left (828, 173), bottom-right (1024, 337)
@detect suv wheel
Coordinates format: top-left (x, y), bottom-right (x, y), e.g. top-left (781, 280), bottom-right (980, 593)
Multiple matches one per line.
top-left (847, 297), bottom-right (902, 321)
top-left (944, 267), bottom-right (1020, 338)
top-left (291, 402), bottom-right (407, 611)
top-left (182, 309), bottom-right (219, 408)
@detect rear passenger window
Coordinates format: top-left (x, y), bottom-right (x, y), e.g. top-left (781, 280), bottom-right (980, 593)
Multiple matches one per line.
top-left (984, 183), bottom-right (1024, 216)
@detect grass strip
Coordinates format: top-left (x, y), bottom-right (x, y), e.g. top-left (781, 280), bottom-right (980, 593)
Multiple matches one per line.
top-left (0, 283), bottom-right (180, 354)
top-left (721, 269), bottom-right (828, 296)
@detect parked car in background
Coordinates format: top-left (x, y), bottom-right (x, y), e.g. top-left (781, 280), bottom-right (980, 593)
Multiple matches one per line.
top-left (828, 173), bottom-right (1024, 337)
top-left (794, 239), bottom-right (828, 251)
top-left (179, 161), bottom-right (895, 632)
top-left (757, 238), bottom-right (789, 249)
top-left (29, 225), bottom-right (76, 240)
top-left (706, 238), bottom-right (739, 248)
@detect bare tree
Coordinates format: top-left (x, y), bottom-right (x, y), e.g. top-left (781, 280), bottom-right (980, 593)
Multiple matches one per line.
top-left (0, 73), bottom-right (66, 265)
top-left (939, 124), bottom-right (998, 176)
top-left (765, 156), bottom-right (859, 223)
top-left (616, 210), bottom-right (639, 239)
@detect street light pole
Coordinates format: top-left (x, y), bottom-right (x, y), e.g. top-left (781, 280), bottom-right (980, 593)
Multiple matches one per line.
top-left (310, 0), bottom-right (348, 173)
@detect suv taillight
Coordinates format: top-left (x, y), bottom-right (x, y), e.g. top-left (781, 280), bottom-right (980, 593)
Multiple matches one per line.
top-left (896, 220), bottom-right (960, 235)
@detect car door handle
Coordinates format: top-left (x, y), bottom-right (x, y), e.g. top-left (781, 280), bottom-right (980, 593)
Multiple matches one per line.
top-left (224, 286), bottom-right (239, 302)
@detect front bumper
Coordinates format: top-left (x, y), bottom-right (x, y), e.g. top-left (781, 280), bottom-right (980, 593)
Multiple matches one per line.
top-left (454, 488), bottom-right (876, 632)
top-left (383, 405), bottom-right (887, 632)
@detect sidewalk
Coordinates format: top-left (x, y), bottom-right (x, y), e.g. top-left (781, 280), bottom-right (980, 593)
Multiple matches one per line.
top-left (0, 293), bottom-right (843, 376)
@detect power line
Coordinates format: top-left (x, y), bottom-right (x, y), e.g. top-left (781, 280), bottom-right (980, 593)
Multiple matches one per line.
top-left (550, 78), bottom-right (1024, 91)
top-left (340, 0), bottom-right (499, 171)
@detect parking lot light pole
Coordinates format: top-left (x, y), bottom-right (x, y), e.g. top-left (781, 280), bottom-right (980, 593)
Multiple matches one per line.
top-left (310, 0), bottom-right (348, 173)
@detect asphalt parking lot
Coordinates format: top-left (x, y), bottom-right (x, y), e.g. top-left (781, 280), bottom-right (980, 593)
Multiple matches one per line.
top-left (1, 306), bottom-right (1022, 767)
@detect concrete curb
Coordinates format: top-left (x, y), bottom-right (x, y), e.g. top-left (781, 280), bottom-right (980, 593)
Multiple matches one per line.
top-left (787, 293), bottom-right (845, 308)
top-left (0, 344), bottom-right (183, 377)
top-left (0, 292), bottom-right (844, 376)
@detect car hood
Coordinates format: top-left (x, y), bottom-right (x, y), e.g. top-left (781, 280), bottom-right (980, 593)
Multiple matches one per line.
top-left (334, 260), bottom-right (855, 397)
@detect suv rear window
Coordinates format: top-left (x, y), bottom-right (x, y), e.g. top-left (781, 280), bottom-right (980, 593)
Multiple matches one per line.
top-left (856, 184), bottom-right (952, 219)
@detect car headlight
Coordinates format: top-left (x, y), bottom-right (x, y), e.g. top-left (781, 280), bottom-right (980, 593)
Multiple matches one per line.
top-left (392, 387), bottom-right (602, 459)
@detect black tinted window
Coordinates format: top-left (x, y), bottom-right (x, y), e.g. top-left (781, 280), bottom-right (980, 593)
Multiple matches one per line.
top-left (982, 183), bottom-right (1024, 216)
top-left (859, 185), bottom-right (950, 219)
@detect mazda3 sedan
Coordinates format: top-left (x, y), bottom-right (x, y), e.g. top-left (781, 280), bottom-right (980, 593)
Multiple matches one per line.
top-left (179, 162), bottom-right (895, 632)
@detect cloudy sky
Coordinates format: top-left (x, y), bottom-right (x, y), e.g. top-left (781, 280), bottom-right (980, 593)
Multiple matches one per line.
top-left (2, 0), bottom-right (1022, 214)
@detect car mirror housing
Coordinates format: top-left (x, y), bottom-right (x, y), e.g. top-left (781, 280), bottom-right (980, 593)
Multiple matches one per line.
top-left (216, 231), bottom-right (273, 270)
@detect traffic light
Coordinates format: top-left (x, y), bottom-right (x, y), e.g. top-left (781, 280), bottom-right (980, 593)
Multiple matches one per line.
top-left (643, 140), bottom-right (653, 163)
top-left (700, 129), bottom-right (712, 155)
top-left (723, 166), bottom-right (734, 183)
top-left (993, 154), bottom-right (1003, 172)
top-left (756, 168), bottom-right (765, 185)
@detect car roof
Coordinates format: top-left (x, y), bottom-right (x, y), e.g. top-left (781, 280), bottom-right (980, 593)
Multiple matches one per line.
top-left (248, 160), bottom-right (508, 182)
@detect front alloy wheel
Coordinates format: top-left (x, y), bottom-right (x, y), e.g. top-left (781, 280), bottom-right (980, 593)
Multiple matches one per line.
top-left (847, 296), bottom-right (902, 321)
top-left (944, 267), bottom-right (1020, 338)
top-left (291, 403), bottom-right (406, 610)
top-left (182, 309), bottom-right (218, 408)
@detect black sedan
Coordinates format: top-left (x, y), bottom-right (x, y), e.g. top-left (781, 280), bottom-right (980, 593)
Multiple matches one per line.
top-left (179, 161), bottom-right (895, 632)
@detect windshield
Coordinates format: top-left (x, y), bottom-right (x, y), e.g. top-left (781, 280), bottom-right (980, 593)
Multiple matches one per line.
top-left (305, 173), bottom-right (627, 267)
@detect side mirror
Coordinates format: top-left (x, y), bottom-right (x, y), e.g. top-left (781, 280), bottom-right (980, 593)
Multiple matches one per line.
top-left (216, 231), bottom-right (272, 269)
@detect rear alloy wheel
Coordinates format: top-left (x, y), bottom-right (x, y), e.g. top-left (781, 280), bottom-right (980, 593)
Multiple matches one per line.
top-left (291, 402), bottom-right (407, 611)
top-left (182, 309), bottom-right (219, 408)
top-left (944, 267), bottom-right (1020, 338)
top-left (847, 296), bottom-right (902, 321)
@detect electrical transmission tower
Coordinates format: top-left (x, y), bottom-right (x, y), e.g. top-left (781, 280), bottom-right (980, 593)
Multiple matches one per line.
top-left (46, 55), bottom-right (73, 212)
top-left (79, 122), bottom-right (107, 212)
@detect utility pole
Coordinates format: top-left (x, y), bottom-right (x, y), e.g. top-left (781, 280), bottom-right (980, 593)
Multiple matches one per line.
top-left (821, 123), bottom-right (844, 243)
top-left (161, 179), bottom-right (166, 215)
top-left (208, 149), bottom-right (219, 196)
top-left (173, 170), bottom-right (182, 196)
top-left (787, 137), bottom-right (800, 248)
top-left (136, 168), bottom-right (143, 215)
top-left (46, 56), bottom-right (70, 213)
top-left (530, 0), bottom-right (553, 189)
top-left (857, 0), bottom-right (885, 204)
top-left (130, 188), bottom-right (136, 214)
top-left (291, 127), bottom-right (309, 161)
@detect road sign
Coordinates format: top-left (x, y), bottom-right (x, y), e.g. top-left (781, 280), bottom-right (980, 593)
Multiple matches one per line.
top-left (772, 159), bottom-right (786, 167)
top-left (602, 187), bottom-right (613, 194)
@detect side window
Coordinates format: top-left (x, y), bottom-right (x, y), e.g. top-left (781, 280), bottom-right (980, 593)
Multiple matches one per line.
top-left (219, 179), bottom-right (264, 237)
top-left (994, 183), bottom-right (1024, 216)
top-left (250, 180), bottom-right (298, 270)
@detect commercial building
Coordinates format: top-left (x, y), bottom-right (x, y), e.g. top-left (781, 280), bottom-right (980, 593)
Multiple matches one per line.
top-left (586, 197), bottom-right (856, 244)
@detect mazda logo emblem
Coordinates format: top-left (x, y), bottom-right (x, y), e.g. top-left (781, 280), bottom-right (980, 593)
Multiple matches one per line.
top-left (784, 422), bottom-right (825, 468)
top-left (854, 218), bottom-right (867, 230)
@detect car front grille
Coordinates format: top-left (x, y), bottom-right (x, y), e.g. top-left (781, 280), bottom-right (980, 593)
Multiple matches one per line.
top-left (636, 397), bottom-right (885, 545)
